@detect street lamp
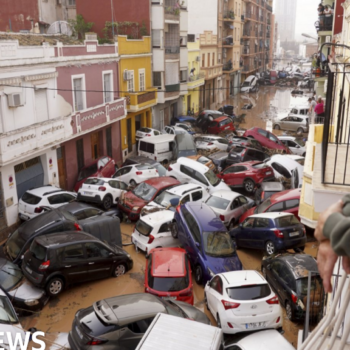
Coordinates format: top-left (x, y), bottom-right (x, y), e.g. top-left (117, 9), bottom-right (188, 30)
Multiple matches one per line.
top-left (302, 33), bottom-right (318, 41)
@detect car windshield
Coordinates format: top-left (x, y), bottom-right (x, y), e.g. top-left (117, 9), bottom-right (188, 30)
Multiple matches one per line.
top-left (203, 231), bottom-right (235, 257)
top-left (0, 260), bottom-right (22, 291)
top-left (135, 220), bottom-right (153, 237)
top-left (296, 139), bottom-right (305, 147)
top-left (153, 191), bottom-right (180, 207)
top-left (242, 81), bottom-right (250, 87)
top-left (255, 198), bottom-right (271, 214)
top-left (6, 229), bottom-right (26, 260)
top-left (296, 276), bottom-right (323, 295)
top-left (151, 163), bottom-right (166, 177)
top-left (77, 164), bottom-right (98, 181)
top-left (204, 170), bottom-right (221, 186)
top-left (226, 284), bottom-right (271, 300)
top-left (275, 215), bottom-right (300, 227)
top-left (148, 275), bottom-right (189, 292)
top-left (252, 162), bottom-right (266, 169)
top-left (0, 295), bottom-right (18, 324)
top-left (21, 192), bottom-right (41, 205)
top-left (206, 196), bottom-right (230, 210)
top-left (132, 183), bottom-right (157, 201)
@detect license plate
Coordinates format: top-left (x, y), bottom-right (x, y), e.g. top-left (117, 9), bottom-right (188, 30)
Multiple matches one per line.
top-left (266, 172), bottom-right (272, 175)
top-left (245, 322), bottom-right (266, 329)
top-left (75, 326), bottom-right (83, 339)
top-left (225, 126), bottom-right (230, 129)
top-left (162, 296), bottom-right (176, 300)
top-left (84, 191), bottom-right (92, 195)
top-left (25, 266), bottom-right (32, 274)
top-left (289, 231), bottom-right (299, 237)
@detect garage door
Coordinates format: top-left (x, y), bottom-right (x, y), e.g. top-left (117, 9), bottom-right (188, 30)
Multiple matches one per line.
top-left (15, 157), bottom-right (44, 199)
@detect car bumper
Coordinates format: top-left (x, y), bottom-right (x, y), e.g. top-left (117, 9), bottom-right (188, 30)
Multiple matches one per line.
top-left (118, 204), bottom-right (140, 221)
top-left (68, 332), bottom-right (80, 350)
top-left (76, 193), bottom-right (102, 205)
top-left (275, 236), bottom-right (307, 250)
top-left (13, 293), bottom-right (50, 313)
top-left (22, 265), bottom-right (46, 288)
top-left (18, 212), bottom-right (35, 221)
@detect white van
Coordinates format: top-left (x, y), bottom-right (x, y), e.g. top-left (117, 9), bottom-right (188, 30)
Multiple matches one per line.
top-left (138, 134), bottom-right (175, 163)
top-left (136, 313), bottom-right (223, 350)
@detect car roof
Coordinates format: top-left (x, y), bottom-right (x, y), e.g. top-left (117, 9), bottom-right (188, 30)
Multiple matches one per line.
top-left (260, 182), bottom-right (285, 191)
top-left (94, 293), bottom-right (166, 326)
top-left (177, 157), bottom-right (209, 172)
top-left (210, 190), bottom-right (241, 201)
top-left (185, 202), bottom-right (226, 232)
top-left (249, 212), bottom-right (294, 219)
top-left (168, 183), bottom-right (203, 195)
top-left (60, 201), bottom-right (101, 213)
top-left (125, 156), bottom-right (157, 165)
top-left (151, 248), bottom-right (186, 277)
top-left (144, 176), bottom-right (179, 189)
top-left (268, 154), bottom-right (303, 167)
top-left (278, 136), bottom-right (296, 141)
top-left (276, 254), bottom-right (318, 279)
top-left (25, 185), bottom-right (63, 197)
top-left (35, 231), bottom-right (99, 247)
top-left (270, 188), bottom-right (301, 202)
top-left (140, 134), bottom-right (175, 143)
top-left (219, 270), bottom-right (266, 286)
top-left (141, 210), bottom-right (174, 225)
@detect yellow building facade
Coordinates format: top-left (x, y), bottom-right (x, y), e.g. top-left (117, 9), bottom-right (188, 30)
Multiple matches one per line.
top-left (183, 41), bottom-right (205, 115)
top-left (118, 36), bottom-right (158, 159)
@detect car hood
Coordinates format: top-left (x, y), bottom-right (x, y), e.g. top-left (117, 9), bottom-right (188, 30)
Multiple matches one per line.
top-left (8, 278), bottom-right (46, 301)
top-left (205, 254), bottom-right (242, 274)
top-left (124, 192), bottom-right (147, 207)
top-left (212, 180), bottom-right (231, 192)
top-left (171, 300), bottom-right (210, 325)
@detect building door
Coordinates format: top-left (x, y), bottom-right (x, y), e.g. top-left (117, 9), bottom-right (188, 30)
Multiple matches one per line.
top-left (57, 146), bottom-right (66, 189)
top-left (91, 132), bottom-right (99, 160)
top-left (135, 114), bottom-right (142, 131)
top-left (127, 118), bottom-right (132, 153)
top-left (164, 108), bottom-right (170, 126)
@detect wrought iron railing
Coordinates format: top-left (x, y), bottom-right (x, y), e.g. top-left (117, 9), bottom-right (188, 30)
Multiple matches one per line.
top-left (165, 46), bottom-right (180, 54)
top-left (315, 15), bottom-right (334, 32)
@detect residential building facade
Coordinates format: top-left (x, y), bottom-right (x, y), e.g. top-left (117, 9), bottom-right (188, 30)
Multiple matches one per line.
top-left (117, 35), bottom-right (157, 159)
top-left (151, 0), bottom-right (188, 129)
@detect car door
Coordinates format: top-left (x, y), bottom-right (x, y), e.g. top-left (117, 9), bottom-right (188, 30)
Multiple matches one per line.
top-left (108, 180), bottom-right (128, 202)
top-left (237, 196), bottom-right (250, 218)
top-left (284, 199), bottom-right (300, 218)
top-left (221, 166), bottom-right (239, 186)
top-left (269, 261), bottom-right (285, 299)
top-left (84, 242), bottom-right (115, 281)
top-left (251, 217), bottom-right (270, 249)
top-left (190, 189), bottom-right (205, 203)
top-left (114, 166), bottom-right (132, 183)
top-left (60, 243), bottom-right (89, 283)
top-left (156, 222), bottom-right (177, 247)
top-left (229, 198), bottom-right (242, 223)
top-left (207, 276), bottom-right (223, 317)
top-left (182, 210), bottom-right (202, 266)
top-left (236, 217), bottom-right (255, 247)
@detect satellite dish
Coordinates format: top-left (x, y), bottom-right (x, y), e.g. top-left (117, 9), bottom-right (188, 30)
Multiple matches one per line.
top-left (47, 21), bottom-right (72, 36)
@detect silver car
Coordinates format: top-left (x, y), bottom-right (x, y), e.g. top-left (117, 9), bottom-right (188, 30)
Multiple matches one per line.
top-left (273, 107), bottom-right (309, 135)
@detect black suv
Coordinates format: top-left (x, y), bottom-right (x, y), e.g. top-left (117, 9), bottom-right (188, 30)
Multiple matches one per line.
top-left (226, 146), bottom-right (269, 166)
top-left (22, 231), bottom-right (133, 297)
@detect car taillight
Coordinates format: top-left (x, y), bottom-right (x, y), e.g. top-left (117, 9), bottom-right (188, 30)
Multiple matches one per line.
top-left (148, 235), bottom-right (155, 244)
top-left (146, 134), bottom-right (151, 137)
top-left (179, 287), bottom-right (192, 296)
top-left (176, 205), bottom-right (181, 213)
top-left (219, 215), bottom-right (225, 221)
top-left (276, 317), bottom-right (280, 323)
top-left (34, 207), bottom-right (43, 213)
top-left (266, 296), bottom-right (279, 305)
top-left (39, 260), bottom-right (50, 270)
top-left (168, 166), bottom-right (173, 171)
top-left (74, 223), bottom-right (82, 231)
top-left (98, 186), bottom-right (106, 191)
top-left (207, 142), bottom-right (214, 146)
top-left (227, 322), bottom-right (234, 328)
top-left (221, 300), bottom-right (240, 310)
top-left (273, 229), bottom-right (284, 238)
top-left (229, 141), bottom-right (233, 144)
top-left (291, 293), bottom-right (298, 304)
top-left (241, 149), bottom-right (247, 157)
top-left (87, 338), bottom-right (108, 346)
top-left (155, 170), bottom-right (158, 173)
top-left (136, 171), bottom-right (143, 175)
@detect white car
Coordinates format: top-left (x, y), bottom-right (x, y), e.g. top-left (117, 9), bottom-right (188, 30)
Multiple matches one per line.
top-left (141, 183), bottom-right (209, 216)
top-left (195, 135), bottom-right (230, 152)
top-left (113, 164), bottom-right (159, 186)
top-left (204, 270), bottom-right (282, 334)
top-left (18, 186), bottom-right (77, 221)
top-left (175, 122), bottom-right (196, 134)
top-left (241, 75), bottom-right (258, 93)
top-left (286, 154), bottom-right (305, 166)
top-left (205, 190), bottom-right (254, 230)
top-left (162, 126), bottom-right (187, 135)
top-left (265, 154), bottom-right (304, 188)
top-left (131, 210), bottom-right (179, 254)
top-left (136, 127), bottom-right (161, 141)
top-left (77, 177), bottom-right (128, 210)
top-left (224, 329), bottom-right (295, 350)
top-left (278, 136), bottom-right (306, 156)
top-left (166, 157), bottom-right (231, 194)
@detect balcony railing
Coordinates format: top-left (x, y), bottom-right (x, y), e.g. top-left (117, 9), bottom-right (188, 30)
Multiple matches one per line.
top-left (165, 83), bottom-right (180, 92)
top-left (241, 14), bottom-right (245, 21)
top-left (245, 11), bottom-right (252, 19)
top-left (223, 60), bottom-right (233, 71)
top-left (267, 18), bottom-right (271, 24)
top-left (223, 10), bottom-right (235, 20)
top-left (188, 72), bottom-right (205, 82)
top-left (260, 15), bottom-right (264, 22)
top-left (316, 15), bottom-right (333, 32)
top-left (165, 46), bottom-right (180, 54)
top-left (165, 0), bottom-right (180, 16)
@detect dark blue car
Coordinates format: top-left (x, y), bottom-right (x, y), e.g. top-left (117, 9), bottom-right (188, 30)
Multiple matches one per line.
top-left (170, 202), bottom-right (242, 285)
top-left (170, 115), bottom-right (197, 126)
top-left (230, 212), bottom-right (307, 256)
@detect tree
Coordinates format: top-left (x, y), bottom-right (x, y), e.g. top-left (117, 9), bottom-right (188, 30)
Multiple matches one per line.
top-left (69, 14), bottom-right (94, 40)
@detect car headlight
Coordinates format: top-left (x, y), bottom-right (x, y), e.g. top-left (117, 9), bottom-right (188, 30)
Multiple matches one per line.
top-left (126, 253), bottom-right (131, 259)
top-left (132, 206), bottom-right (140, 211)
top-left (207, 267), bottom-right (215, 277)
top-left (25, 299), bottom-right (39, 306)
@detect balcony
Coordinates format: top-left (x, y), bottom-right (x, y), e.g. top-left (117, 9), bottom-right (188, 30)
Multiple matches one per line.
top-left (316, 15), bottom-right (333, 33)
top-left (223, 60), bottom-right (233, 72)
top-left (188, 72), bottom-right (205, 89)
top-left (267, 18), bottom-right (271, 25)
top-left (201, 65), bottom-right (223, 80)
top-left (165, 0), bottom-right (180, 21)
top-left (164, 83), bottom-right (180, 100)
top-left (266, 32), bottom-right (270, 38)
top-left (123, 88), bottom-right (158, 113)
top-left (223, 10), bottom-right (235, 21)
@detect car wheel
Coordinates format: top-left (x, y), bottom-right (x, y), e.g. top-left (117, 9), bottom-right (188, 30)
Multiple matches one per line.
top-left (204, 293), bottom-right (209, 311)
top-left (113, 263), bottom-right (126, 277)
top-left (195, 265), bottom-right (203, 285)
top-left (46, 277), bottom-right (64, 297)
top-left (265, 240), bottom-right (276, 255)
top-left (274, 124), bottom-right (281, 130)
top-left (262, 266), bottom-right (267, 278)
top-left (285, 301), bottom-right (295, 321)
top-left (130, 180), bottom-right (137, 187)
top-left (297, 127), bottom-right (304, 135)
top-left (102, 195), bottom-right (113, 210)
top-left (228, 220), bottom-right (235, 231)
top-left (294, 245), bottom-right (305, 253)
top-left (217, 314), bottom-right (222, 328)
top-left (243, 179), bottom-right (255, 193)
top-left (170, 222), bottom-right (179, 238)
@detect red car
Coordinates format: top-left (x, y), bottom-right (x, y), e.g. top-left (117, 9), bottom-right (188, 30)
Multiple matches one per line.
top-left (217, 161), bottom-right (274, 193)
top-left (145, 247), bottom-right (194, 305)
top-left (74, 156), bottom-right (116, 192)
top-left (207, 116), bottom-right (235, 134)
top-left (243, 127), bottom-right (291, 153)
top-left (239, 188), bottom-right (301, 223)
top-left (118, 177), bottom-right (180, 221)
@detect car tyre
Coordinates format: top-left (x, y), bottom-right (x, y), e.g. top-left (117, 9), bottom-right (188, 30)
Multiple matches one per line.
top-left (294, 245), bottom-right (305, 253)
top-left (286, 301), bottom-right (295, 321)
top-left (274, 124), bottom-right (281, 130)
top-left (102, 195), bottom-right (113, 210)
top-left (113, 263), bottom-right (126, 277)
top-left (243, 179), bottom-right (255, 193)
top-left (130, 180), bottom-right (137, 187)
top-left (195, 265), bottom-right (203, 285)
top-left (46, 277), bottom-right (64, 297)
top-left (297, 127), bottom-right (304, 135)
top-left (170, 222), bottom-right (179, 238)
top-left (217, 314), bottom-right (222, 328)
top-left (265, 240), bottom-right (276, 255)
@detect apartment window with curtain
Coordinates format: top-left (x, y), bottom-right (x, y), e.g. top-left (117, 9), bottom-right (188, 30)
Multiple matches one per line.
top-left (103, 72), bottom-right (112, 103)
top-left (73, 77), bottom-right (84, 111)
top-left (202, 54), bottom-right (205, 67)
top-left (127, 70), bottom-right (134, 92)
top-left (139, 69), bottom-right (145, 91)
top-left (180, 70), bottom-right (187, 83)
top-left (207, 53), bottom-right (210, 67)
top-left (212, 53), bottom-right (215, 66)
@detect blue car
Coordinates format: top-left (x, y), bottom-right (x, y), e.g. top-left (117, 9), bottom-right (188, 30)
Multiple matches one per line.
top-left (170, 202), bottom-right (242, 285)
top-left (170, 115), bottom-right (196, 126)
top-left (230, 212), bottom-right (307, 256)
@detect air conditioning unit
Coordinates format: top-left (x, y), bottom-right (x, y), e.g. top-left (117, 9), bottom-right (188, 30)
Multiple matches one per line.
top-left (7, 93), bottom-right (24, 107)
top-left (196, 56), bottom-right (200, 62)
top-left (123, 70), bottom-right (132, 81)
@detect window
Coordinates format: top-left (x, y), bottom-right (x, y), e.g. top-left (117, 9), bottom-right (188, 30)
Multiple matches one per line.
top-left (48, 194), bottom-right (74, 205)
top-left (271, 163), bottom-right (290, 178)
top-left (243, 217), bottom-right (255, 228)
top-left (238, 196), bottom-right (248, 205)
top-left (73, 77), bottom-right (85, 111)
top-left (202, 54), bottom-right (205, 67)
top-left (182, 194), bottom-right (190, 203)
top-left (193, 170), bottom-right (208, 185)
top-left (159, 222), bottom-right (170, 233)
top-left (268, 132), bottom-right (279, 143)
top-left (139, 141), bottom-right (155, 154)
top-left (212, 53), bottom-right (215, 66)
top-left (254, 218), bottom-right (270, 228)
top-left (267, 201), bottom-right (284, 212)
top-left (187, 34), bottom-right (195, 42)
top-left (207, 53), bottom-right (210, 67)
top-left (285, 199), bottom-right (299, 209)
top-left (153, 72), bottom-right (162, 87)
top-left (76, 139), bottom-right (84, 171)
top-left (152, 30), bottom-right (161, 48)
top-left (257, 128), bottom-right (268, 137)
top-left (127, 317), bottom-right (155, 334)
top-left (139, 69), bottom-right (145, 91)
top-left (180, 36), bottom-right (187, 47)
top-left (211, 276), bottom-right (223, 294)
top-left (74, 208), bottom-right (100, 220)
top-left (127, 70), bottom-right (134, 92)
top-left (85, 242), bottom-right (110, 258)
top-left (63, 244), bottom-right (84, 261)
top-left (68, 0), bottom-right (75, 5)
top-left (180, 70), bottom-right (187, 82)
top-left (103, 72), bottom-right (112, 103)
